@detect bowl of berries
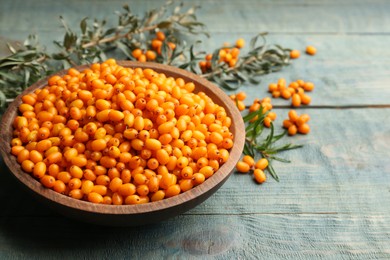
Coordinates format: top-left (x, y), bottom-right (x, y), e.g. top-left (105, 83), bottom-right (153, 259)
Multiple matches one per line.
top-left (0, 59), bottom-right (245, 226)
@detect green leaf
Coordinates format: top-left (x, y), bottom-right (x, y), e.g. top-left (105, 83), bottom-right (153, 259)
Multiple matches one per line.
top-left (0, 90), bottom-right (6, 109)
top-left (80, 17), bottom-right (88, 34)
top-left (157, 21), bottom-right (173, 29)
top-left (267, 163), bottom-right (279, 182)
top-left (243, 107), bottom-right (264, 123)
top-left (250, 32), bottom-right (267, 50)
top-left (116, 41), bottom-right (133, 59)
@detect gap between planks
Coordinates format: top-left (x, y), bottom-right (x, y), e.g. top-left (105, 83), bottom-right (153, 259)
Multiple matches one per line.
top-left (258, 104), bottom-right (390, 109)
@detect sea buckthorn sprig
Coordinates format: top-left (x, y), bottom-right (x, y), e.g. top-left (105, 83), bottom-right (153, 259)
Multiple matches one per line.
top-left (198, 38), bottom-right (245, 73)
top-left (10, 59), bottom-right (235, 205)
top-left (240, 106), bottom-right (303, 182)
top-left (0, 1), bottom-right (207, 110)
top-left (128, 31), bottom-right (179, 64)
top-left (187, 33), bottom-right (291, 90)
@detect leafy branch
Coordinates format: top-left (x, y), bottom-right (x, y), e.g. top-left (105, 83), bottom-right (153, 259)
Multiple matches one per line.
top-left (243, 108), bottom-right (303, 181)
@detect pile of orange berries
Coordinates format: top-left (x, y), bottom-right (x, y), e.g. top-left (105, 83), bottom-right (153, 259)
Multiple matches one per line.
top-left (199, 38), bottom-right (245, 73)
top-left (11, 58), bottom-right (234, 205)
top-left (268, 78), bottom-right (314, 107)
top-left (283, 110), bottom-right (310, 136)
top-left (236, 155), bottom-right (268, 184)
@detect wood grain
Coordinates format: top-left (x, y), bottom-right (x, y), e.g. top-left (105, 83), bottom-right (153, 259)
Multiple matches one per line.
top-left (0, 214), bottom-right (389, 259)
top-left (1, 0), bottom-right (390, 258)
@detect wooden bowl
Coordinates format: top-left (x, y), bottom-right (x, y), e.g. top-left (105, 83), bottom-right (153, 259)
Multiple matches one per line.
top-left (0, 61), bottom-right (245, 226)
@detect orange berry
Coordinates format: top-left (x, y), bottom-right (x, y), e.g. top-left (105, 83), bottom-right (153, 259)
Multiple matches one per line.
top-left (288, 125), bottom-right (298, 136)
top-left (145, 50), bottom-right (157, 61)
top-left (235, 38), bottom-right (245, 49)
top-left (296, 114), bottom-right (310, 126)
top-left (300, 93), bottom-right (311, 105)
top-left (298, 123), bottom-right (310, 134)
top-left (236, 91), bottom-right (246, 101)
top-left (254, 169), bottom-right (266, 184)
top-left (156, 31), bottom-right (166, 41)
top-left (263, 117), bottom-right (272, 128)
top-left (255, 158), bottom-right (268, 170)
top-left (283, 119), bottom-right (293, 129)
top-left (242, 155), bottom-right (255, 168)
top-left (306, 45), bottom-right (317, 55)
top-left (290, 50), bottom-right (300, 59)
top-left (236, 161), bottom-right (250, 173)
top-left (291, 94), bottom-right (301, 107)
top-left (303, 82), bottom-right (315, 91)
top-left (281, 89), bottom-right (292, 99)
top-left (288, 110), bottom-right (299, 122)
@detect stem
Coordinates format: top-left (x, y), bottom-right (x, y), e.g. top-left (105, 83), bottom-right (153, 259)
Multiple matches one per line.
top-left (81, 25), bottom-right (158, 49)
top-left (200, 55), bottom-right (257, 79)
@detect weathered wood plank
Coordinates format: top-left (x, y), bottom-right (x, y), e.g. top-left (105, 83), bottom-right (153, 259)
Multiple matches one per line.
top-left (1, 109), bottom-right (389, 217)
top-left (1, 0), bottom-right (390, 34)
top-left (0, 214), bottom-right (389, 259)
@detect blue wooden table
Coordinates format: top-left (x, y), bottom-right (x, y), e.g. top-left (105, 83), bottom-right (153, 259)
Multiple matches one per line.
top-left (1, 0), bottom-right (390, 259)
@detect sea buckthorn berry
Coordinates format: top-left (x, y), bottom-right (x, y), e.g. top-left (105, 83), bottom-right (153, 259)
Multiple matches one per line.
top-left (298, 123), bottom-right (310, 134)
top-left (69, 165), bottom-right (83, 179)
top-left (254, 169), bottom-right (267, 184)
top-left (165, 184), bottom-right (181, 198)
top-left (288, 110), bottom-right (299, 122)
top-left (125, 194), bottom-right (141, 205)
top-left (21, 160), bottom-right (35, 173)
top-left (290, 50), bottom-right (300, 59)
top-left (263, 117), bottom-right (272, 128)
top-left (242, 155), bottom-right (255, 168)
top-left (40, 175), bottom-right (56, 188)
top-left (281, 89), bottom-right (292, 100)
top-left (68, 178), bottom-right (82, 190)
top-left (69, 189), bottom-right (84, 200)
top-left (199, 166), bottom-right (214, 178)
top-left (235, 38), bottom-right (245, 49)
top-left (88, 192), bottom-right (104, 204)
top-left (180, 179), bottom-right (194, 192)
top-left (132, 48), bottom-right (142, 59)
top-left (306, 46), bottom-right (317, 55)
top-left (296, 114), bottom-right (310, 126)
top-left (236, 161), bottom-right (250, 173)
top-left (291, 94), bottom-right (301, 107)
top-left (303, 82), bottom-right (315, 92)
top-left (29, 150), bottom-right (43, 164)
top-left (192, 173), bottom-right (205, 186)
top-left (145, 138), bottom-right (162, 150)
top-left (283, 119), bottom-right (293, 129)
top-left (255, 158), bottom-right (269, 170)
top-left (288, 125), bottom-right (298, 136)
top-left (53, 180), bottom-right (66, 194)
top-left (236, 91), bottom-right (246, 101)
top-left (151, 190), bottom-right (165, 202)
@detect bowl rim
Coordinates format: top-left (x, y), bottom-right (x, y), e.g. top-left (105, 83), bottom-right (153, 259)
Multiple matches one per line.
top-left (0, 61), bottom-right (245, 216)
